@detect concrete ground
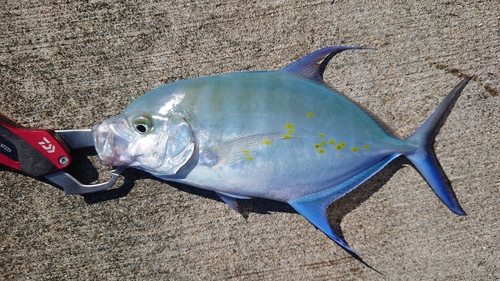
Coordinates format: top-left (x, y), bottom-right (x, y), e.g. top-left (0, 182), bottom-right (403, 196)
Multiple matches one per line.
top-left (1, 1), bottom-right (499, 280)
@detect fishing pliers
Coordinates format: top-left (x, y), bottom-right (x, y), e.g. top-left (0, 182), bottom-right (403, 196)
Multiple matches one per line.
top-left (0, 114), bottom-right (123, 194)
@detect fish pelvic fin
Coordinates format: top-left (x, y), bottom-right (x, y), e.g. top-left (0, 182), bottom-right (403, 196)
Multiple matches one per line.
top-left (404, 77), bottom-right (472, 216)
top-left (280, 46), bottom-right (372, 84)
top-left (216, 191), bottom-right (251, 213)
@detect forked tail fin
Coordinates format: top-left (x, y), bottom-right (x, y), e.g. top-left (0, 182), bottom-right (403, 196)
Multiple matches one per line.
top-left (405, 77), bottom-right (472, 216)
top-left (284, 47), bottom-right (470, 264)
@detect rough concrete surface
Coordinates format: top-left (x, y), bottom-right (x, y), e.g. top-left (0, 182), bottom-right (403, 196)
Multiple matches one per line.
top-left (1, 0), bottom-right (499, 280)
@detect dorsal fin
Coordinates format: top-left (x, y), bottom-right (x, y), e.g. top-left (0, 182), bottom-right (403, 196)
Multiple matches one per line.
top-left (280, 46), bottom-right (370, 84)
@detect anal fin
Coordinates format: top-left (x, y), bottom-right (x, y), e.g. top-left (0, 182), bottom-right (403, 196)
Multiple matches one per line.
top-left (288, 154), bottom-right (400, 256)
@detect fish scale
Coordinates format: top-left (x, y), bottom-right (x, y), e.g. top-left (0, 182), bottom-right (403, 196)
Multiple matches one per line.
top-left (92, 46), bottom-right (471, 263)
top-left (167, 72), bottom-right (408, 195)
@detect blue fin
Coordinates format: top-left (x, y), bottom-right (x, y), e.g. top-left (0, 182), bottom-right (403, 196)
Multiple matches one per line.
top-left (405, 77), bottom-right (472, 216)
top-left (289, 155), bottom-right (400, 256)
top-left (280, 46), bottom-right (370, 84)
top-left (216, 191), bottom-right (251, 212)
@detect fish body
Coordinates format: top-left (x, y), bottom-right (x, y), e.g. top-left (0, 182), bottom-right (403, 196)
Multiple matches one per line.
top-left (114, 71), bottom-right (411, 201)
top-left (93, 46), bottom-right (470, 256)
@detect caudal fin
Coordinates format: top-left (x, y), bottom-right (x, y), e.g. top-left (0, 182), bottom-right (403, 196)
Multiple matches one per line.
top-left (405, 77), bottom-right (472, 216)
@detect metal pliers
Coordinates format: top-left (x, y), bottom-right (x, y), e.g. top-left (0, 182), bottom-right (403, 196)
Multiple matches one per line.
top-left (0, 114), bottom-right (124, 194)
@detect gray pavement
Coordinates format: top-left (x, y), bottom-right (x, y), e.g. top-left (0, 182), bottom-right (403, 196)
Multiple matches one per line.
top-left (1, 1), bottom-right (499, 280)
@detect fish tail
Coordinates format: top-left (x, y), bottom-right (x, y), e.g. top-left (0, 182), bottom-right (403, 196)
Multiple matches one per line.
top-left (404, 77), bottom-right (472, 216)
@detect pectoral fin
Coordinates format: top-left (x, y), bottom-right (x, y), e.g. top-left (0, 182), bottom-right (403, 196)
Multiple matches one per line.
top-left (200, 133), bottom-right (282, 167)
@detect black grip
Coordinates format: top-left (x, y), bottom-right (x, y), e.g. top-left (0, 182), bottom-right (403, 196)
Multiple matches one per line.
top-left (0, 134), bottom-right (19, 161)
top-left (0, 124), bottom-right (59, 177)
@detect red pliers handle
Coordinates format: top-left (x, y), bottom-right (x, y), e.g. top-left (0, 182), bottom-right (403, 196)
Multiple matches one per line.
top-left (0, 114), bottom-right (124, 194)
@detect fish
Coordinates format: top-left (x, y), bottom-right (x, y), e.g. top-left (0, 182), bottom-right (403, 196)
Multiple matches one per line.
top-left (92, 46), bottom-right (471, 258)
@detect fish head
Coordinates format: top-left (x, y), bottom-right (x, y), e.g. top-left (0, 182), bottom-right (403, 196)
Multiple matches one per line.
top-left (92, 111), bottom-right (195, 176)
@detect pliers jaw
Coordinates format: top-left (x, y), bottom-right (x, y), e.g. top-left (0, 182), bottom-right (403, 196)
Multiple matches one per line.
top-left (45, 166), bottom-right (125, 194)
top-left (0, 115), bottom-right (125, 194)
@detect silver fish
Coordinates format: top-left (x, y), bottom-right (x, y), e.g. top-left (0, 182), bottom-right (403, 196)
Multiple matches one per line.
top-left (93, 46), bottom-right (470, 257)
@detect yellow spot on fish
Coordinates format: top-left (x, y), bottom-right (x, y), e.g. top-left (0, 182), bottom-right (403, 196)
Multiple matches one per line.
top-left (363, 145), bottom-right (370, 150)
top-left (314, 141), bottom-right (327, 149)
top-left (282, 134), bottom-right (292, 140)
top-left (335, 142), bottom-right (346, 150)
top-left (339, 154), bottom-right (343, 158)
top-left (306, 112), bottom-right (314, 117)
top-left (317, 149), bottom-right (325, 154)
top-left (242, 149), bottom-right (250, 154)
top-left (318, 133), bottom-right (325, 138)
top-left (246, 156), bottom-right (254, 161)
top-left (262, 140), bottom-right (272, 145)
top-left (351, 147), bottom-right (359, 152)
top-left (288, 129), bottom-right (295, 134)
top-left (285, 124), bottom-right (294, 129)
top-left (328, 140), bottom-right (336, 145)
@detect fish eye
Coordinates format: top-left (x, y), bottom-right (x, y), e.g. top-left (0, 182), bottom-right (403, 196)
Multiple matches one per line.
top-left (132, 114), bottom-right (154, 134)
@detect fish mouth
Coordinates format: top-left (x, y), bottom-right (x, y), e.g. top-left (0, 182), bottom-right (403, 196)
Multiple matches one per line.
top-left (92, 118), bottom-right (134, 167)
